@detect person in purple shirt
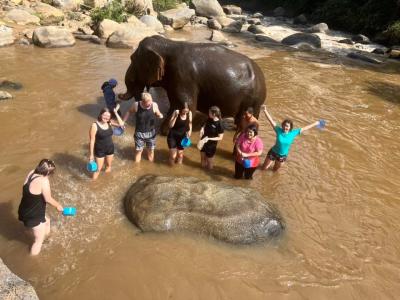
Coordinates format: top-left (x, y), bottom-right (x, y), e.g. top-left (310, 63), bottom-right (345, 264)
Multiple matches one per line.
top-left (261, 105), bottom-right (321, 171)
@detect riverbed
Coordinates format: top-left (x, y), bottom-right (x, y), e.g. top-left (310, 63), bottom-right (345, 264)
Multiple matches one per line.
top-left (1, 28), bottom-right (400, 299)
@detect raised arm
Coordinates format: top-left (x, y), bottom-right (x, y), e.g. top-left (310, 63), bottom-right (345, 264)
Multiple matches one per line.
top-left (110, 105), bottom-right (125, 127)
top-left (153, 102), bottom-right (163, 119)
top-left (169, 110), bottom-right (179, 128)
top-left (300, 121), bottom-right (319, 133)
top-left (89, 123), bottom-right (97, 161)
top-left (123, 102), bottom-right (138, 122)
top-left (42, 178), bottom-right (63, 212)
top-left (261, 105), bottom-right (276, 129)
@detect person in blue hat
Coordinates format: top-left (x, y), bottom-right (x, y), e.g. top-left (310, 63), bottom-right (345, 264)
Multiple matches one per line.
top-left (260, 105), bottom-right (322, 171)
top-left (101, 78), bottom-right (121, 118)
top-left (167, 103), bottom-right (192, 165)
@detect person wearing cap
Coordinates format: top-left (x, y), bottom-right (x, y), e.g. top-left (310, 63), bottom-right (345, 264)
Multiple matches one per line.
top-left (101, 78), bottom-right (121, 118)
top-left (123, 92), bottom-right (163, 162)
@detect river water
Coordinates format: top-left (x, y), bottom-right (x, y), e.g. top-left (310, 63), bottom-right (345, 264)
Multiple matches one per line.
top-left (1, 29), bottom-right (400, 299)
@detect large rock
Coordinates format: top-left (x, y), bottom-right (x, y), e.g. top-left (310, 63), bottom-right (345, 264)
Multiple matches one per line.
top-left (293, 14), bottom-right (307, 25)
top-left (351, 34), bottom-right (370, 44)
top-left (388, 46), bottom-right (400, 59)
top-left (0, 258), bottom-right (39, 299)
top-left (209, 29), bottom-right (227, 43)
top-left (192, 0), bottom-right (225, 18)
top-left (51, 0), bottom-right (83, 10)
top-left (124, 0), bottom-right (154, 15)
top-left (0, 91), bottom-right (13, 100)
top-left (106, 23), bottom-right (158, 48)
top-left (221, 20), bottom-right (242, 33)
top-left (347, 52), bottom-right (382, 64)
top-left (158, 7), bottom-right (195, 30)
top-left (33, 3), bottom-right (64, 25)
top-left (0, 25), bottom-right (15, 47)
top-left (140, 15), bottom-right (164, 33)
top-left (248, 24), bottom-right (266, 34)
top-left (273, 6), bottom-right (285, 17)
top-left (124, 175), bottom-right (285, 244)
top-left (281, 33), bottom-right (321, 48)
top-left (222, 4), bottom-right (241, 15)
top-left (32, 26), bottom-right (75, 48)
top-left (5, 9), bottom-right (40, 25)
top-left (0, 79), bottom-right (22, 90)
top-left (215, 16), bottom-right (235, 28)
top-left (307, 22), bottom-right (329, 33)
top-left (97, 19), bottom-right (121, 39)
top-left (207, 18), bottom-right (221, 30)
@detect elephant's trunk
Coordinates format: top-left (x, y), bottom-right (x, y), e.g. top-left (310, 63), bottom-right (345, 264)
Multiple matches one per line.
top-left (118, 91), bottom-right (133, 101)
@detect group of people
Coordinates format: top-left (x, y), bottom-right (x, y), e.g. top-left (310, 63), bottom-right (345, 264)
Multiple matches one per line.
top-left (18, 78), bottom-right (323, 255)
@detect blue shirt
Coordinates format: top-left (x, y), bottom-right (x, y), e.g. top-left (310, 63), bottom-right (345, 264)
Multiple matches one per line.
top-left (102, 83), bottom-right (116, 109)
top-left (272, 126), bottom-right (301, 156)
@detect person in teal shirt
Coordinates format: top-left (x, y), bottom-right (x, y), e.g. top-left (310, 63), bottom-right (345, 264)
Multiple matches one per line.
top-left (260, 105), bottom-right (322, 171)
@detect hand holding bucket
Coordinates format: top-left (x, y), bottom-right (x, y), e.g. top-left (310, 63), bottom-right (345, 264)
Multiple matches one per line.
top-left (243, 158), bottom-right (251, 169)
top-left (63, 207), bottom-right (77, 216)
top-left (181, 137), bottom-right (192, 148)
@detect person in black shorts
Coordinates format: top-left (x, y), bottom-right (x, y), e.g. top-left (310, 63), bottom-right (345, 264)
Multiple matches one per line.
top-left (167, 103), bottom-right (192, 165)
top-left (199, 106), bottom-right (224, 169)
top-left (18, 159), bottom-right (63, 255)
top-left (89, 107), bottom-right (124, 180)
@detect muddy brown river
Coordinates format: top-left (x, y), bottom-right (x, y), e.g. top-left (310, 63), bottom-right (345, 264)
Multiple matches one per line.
top-left (1, 30), bottom-right (400, 299)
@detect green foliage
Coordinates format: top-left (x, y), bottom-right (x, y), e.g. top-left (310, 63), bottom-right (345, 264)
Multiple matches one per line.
top-left (90, 0), bottom-right (128, 24)
top-left (383, 21), bottom-right (400, 44)
top-left (153, 0), bottom-right (191, 12)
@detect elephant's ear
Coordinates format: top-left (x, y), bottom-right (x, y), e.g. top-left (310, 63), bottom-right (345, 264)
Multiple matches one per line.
top-left (142, 49), bottom-right (165, 84)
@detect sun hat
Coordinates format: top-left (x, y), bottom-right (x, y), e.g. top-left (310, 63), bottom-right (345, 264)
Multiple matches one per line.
top-left (108, 78), bottom-right (118, 87)
top-left (86, 160), bottom-right (98, 172)
top-left (113, 126), bottom-right (124, 136)
top-left (181, 137), bottom-right (191, 148)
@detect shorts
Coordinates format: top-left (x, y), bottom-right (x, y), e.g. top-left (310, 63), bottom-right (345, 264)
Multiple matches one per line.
top-left (267, 148), bottom-right (287, 162)
top-left (167, 132), bottom-right (185, 150)
top-left (135, 130), bottom-right (156, 151)
top-left (94, 144), bottom-right (114, 158)
top-left (20, 216), bottom-right (46, 228)
top-left (201, 142), bottom-right (217, 158)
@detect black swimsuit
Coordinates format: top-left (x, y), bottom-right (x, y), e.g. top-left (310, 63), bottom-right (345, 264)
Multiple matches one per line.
top-left (94, 122), bottom-right (114, 158)
top-left (18, 174), bottom-right (46, 228)
top-left (167, 114), bottom-right (189, 150)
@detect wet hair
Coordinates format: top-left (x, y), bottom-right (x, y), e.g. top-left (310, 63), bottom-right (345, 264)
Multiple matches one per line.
top-left (209, 106), bottom-right (221, 119)
top-left (141, 92), bottom-right (152, 102)
top-left (97, 108), bottom-right (112, 122)
top-left (34, 159), bottom-right (56, 176)
top-left (180, 102), bottom-right (190, 113)
top-left (282, 119), bottom-right (294, 131)
top-left (245, 107), bottom-right (254, 115)
top-left (246, 124), bottom-right (258, 136)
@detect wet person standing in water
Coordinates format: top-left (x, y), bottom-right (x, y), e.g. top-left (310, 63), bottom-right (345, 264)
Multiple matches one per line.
top-left (18, 159), bottom-right (63, 255)
top-left (233, 107), bottom-right (259, 148)
top-left (167, 103), bottom-right (192, 165)
top-left (198, 106), bottom-right (224, 170)
top-left (123, 92), bottom-right (163, 162)
top-left (260, 105), bottom-right (322, 171)
top-left (89, 107), bottom-right (125, 180)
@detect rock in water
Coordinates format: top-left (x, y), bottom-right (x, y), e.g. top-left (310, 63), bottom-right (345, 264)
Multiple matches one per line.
top-left (0, 258), bottom-right (39, 299)
top-left (124, 175), bottom-right (285, 244)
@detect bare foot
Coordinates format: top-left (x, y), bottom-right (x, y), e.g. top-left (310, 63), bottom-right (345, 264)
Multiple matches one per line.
top-left (105, 167), bottom-right (111, 173)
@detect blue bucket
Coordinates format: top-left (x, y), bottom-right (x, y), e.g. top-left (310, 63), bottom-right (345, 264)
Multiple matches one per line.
top-left (243, 159), bottom-right (251, 168)
top-left (63, 207), bottom-right (77, 216)
top-left (180, 137), bottom-right (191, 148)
top-left (317, 119), bottom-right (326, 129)
top-left (86, 161), bottom-right (98, 172)
top-left (113, 127), bottom-right (124, 136)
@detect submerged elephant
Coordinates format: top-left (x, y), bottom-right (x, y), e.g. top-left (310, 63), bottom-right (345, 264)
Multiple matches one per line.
top-left (119, 35), bottom-right (266, 131)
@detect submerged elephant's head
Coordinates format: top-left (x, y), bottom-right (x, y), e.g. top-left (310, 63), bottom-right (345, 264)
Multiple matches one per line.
top-left (119, 36), bottom-right (165, 101)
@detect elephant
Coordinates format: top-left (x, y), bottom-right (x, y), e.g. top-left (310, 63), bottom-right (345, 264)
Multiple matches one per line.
top-left (119, 35), bottom-right (266, 133)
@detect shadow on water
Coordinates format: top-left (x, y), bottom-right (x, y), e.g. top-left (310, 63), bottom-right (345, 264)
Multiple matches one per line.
top-left (0, 201), bottom-right (30, 245)
top-left (52, 152), bottom-right (91, 179)
top-left (365, 80), bottom-right (400, 104)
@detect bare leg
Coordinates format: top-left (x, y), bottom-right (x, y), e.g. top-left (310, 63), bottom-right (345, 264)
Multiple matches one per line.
top-left (261, 157), bottom-right (274, 170)
top-left (135, 149), bottom-right (143, 163)
top-left (44, 216), bottom-right (50, 236)
top-left (104, 154), bottom-right (114, 172)
top-left (147, 148), bottom-right (154, 162)
top-left (92, 157), bottom-right (105, 180)
top-left (176, 150), bottom-right (184, 164)
top-left (206, 156), bottom-right (214, 170)
top-left (200, 152), bottom-right (207, 168)
top-left (169, 149), bottom-right (177, 165)
top-left (30, 222), bottom-right (46, 256)
top-left (273, 161), bottom-right (284, 171)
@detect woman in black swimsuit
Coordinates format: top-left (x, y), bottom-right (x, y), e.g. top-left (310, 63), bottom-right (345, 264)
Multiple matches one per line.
top-left (89, 107), bottom-right (124, 180)
top-left (167, 103), bottom-right (192, 165)
top-left (18, 159), bottom-right (63, 255)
